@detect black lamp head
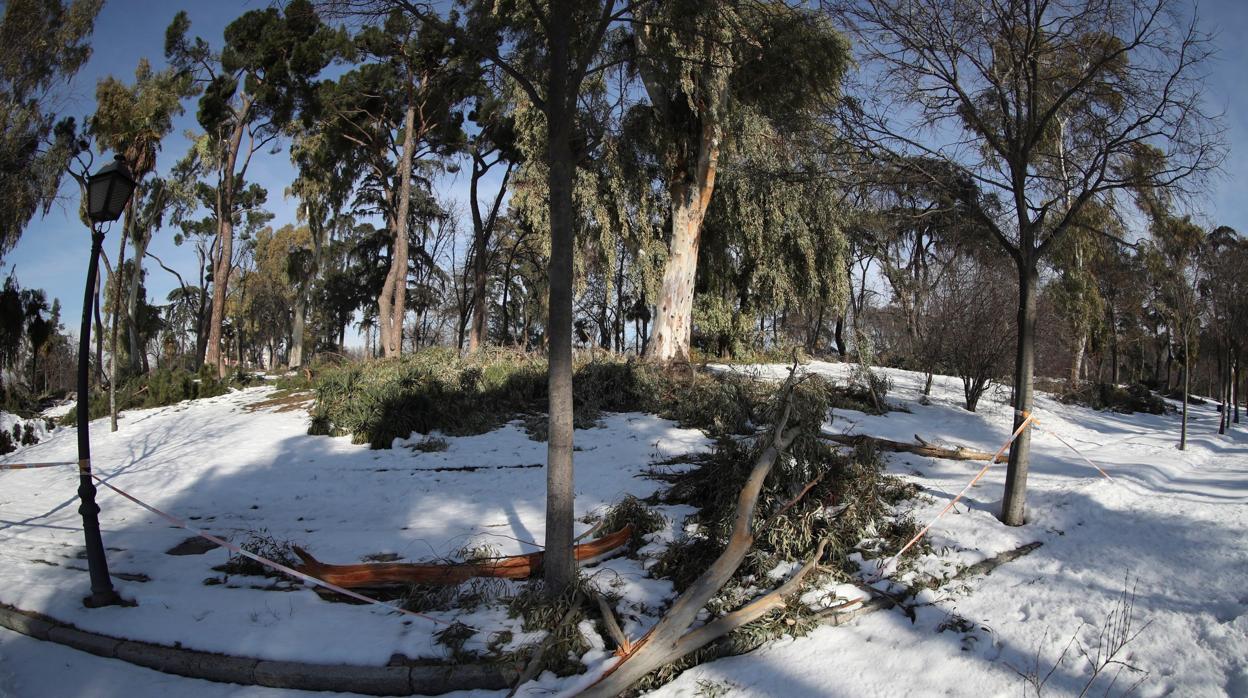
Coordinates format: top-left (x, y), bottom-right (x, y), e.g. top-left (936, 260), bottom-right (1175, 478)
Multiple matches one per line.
top-left (87, 154), bottom-right (136, 223)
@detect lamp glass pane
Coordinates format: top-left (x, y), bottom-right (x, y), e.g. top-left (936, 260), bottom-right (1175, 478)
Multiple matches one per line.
top-left (87, 178), bottom-right (108, 219)
top-left (107, 180), bottom-right (132, 218)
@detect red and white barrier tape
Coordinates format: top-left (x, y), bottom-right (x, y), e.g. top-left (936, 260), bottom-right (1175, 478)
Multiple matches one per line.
top-left (1034, 425), bottom-right (1114, 480)
top-left (875, 412), bottom-right (1038, 577)
top-left (85, 471), bottom-right (453, 626)
top-left (0, 459), bottom-right (79, 471)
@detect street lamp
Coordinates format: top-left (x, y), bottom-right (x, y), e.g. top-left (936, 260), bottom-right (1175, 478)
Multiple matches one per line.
top-left (77, 154), bottom-right (135, 608)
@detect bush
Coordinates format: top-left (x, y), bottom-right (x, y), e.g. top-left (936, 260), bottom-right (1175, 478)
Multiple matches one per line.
top-left (308, 349), bottom-right (776, 448)
top-left (60, 367), bottom-right (232, 425)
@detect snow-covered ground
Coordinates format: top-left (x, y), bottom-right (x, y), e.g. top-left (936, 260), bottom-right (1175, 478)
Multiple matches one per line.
top-left (0, 387), bottom-right (708, 671)
top-left (654, 362), bottom-right (1248, 698)
top-left (1, 365), bottom-right (1245, 697)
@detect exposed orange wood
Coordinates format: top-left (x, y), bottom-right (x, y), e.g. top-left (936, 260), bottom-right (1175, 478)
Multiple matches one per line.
top-left (291, 524), bottom-right (634, 588)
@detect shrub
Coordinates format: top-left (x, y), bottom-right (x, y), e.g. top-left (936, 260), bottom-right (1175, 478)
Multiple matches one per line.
top-left (60, 368), bottom-right (232, 426)
top-left (308, 350), bottom-right (775, 448)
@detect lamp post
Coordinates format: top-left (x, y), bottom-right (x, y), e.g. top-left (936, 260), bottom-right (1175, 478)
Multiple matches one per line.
top-left (78, 154), bottom-right (136, 608)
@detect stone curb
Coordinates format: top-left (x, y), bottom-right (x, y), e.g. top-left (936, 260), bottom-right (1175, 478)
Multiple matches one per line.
top-left (0, 604), bottom-right (518, 695)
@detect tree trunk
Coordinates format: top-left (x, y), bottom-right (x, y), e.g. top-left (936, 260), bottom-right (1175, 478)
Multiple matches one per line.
top-left (834, 314), bottom-right (846, 358)
top-left (376, 103), bottom-right (417, 359)
top-left (206, 116), bottom-right (247, 378)
top-left (1228, 359), bottom-right (1238, 427)
top-left (125, 229), bottom-right (148, 376)
top-left (646, 126), bottom-right (721, 362)
top-left (1069, 328), bottom-right (1086, 388)
top-left (1000, 261), bottom-right (1038, 526)
top-left (290, 290), bottom-right (305, 369)
top-left (467, 158), bottom-right (511, 354)
top-left (108, 216), bottom-right (129, 433)
top-left (1180, 330), bottom-right (1190, 450)
top-left (542, 16), bottom-right (576, 598)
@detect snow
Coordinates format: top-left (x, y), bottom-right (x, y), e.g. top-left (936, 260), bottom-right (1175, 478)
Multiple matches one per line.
top-left (1, 364), bottom-right (1245, 697)
top-left (0, 387), bottom-right (710, 669)
top-left (652, 362), bottom-right (1248, 697)
top-left (0, 412), bottom-right (56, 447)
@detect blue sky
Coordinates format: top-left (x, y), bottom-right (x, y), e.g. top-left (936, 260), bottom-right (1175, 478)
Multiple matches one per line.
top-left (3, 0), bottom-right (1246, 339)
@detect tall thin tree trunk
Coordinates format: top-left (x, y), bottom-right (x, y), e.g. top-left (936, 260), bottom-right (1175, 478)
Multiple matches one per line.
top-left (1180, 330), bottom-right (1190, 450)
top-left (290, 291), bottom-right (305, 369)
top-left (126, 230), bottom-right (148, 376)
top-left (542, 16), bottom-right (576, 597)
top-left (206, 116), bottom-right (246, 377)
top-left (108, 214), bottom-right (130, 433)
top-left (1001, 261), bottom-right (1038, 526)
top-left (1234, 357), bottom-right (1241, 424)
top-left (379, 100), bottom-right (417, 358)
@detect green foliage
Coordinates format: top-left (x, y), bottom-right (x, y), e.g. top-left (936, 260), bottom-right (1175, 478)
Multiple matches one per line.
top-left (587, 495), bottom-right (668, 551)
top-left (652, 379), bottom-right (919, 595)
top-left (692, 295), bottom-right (756, 359)
top-left (502, 576), bottom-right (598, 675)
top-left (308, 350), bottom-right (776, 448)
top-left (60, 367), bottom-right (231, 425)
top-left (0, 0), bottom-right (102, 259)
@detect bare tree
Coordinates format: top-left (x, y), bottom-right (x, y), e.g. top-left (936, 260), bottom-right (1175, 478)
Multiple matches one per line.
top-left (933, 260), bottom-right (1016, 412)
top-left (833, 0), bottom-right (1223, 524)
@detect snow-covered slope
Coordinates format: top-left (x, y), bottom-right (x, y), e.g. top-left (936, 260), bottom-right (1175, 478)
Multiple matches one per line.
top-left (654, 362), bottom-right (1247, 698)
top-left (0, 387), bottom-right (709, 667)
top-left (1, 365), bottom-right (1244, 697)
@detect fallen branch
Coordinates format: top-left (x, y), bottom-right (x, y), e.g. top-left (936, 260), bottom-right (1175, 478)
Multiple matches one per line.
top-left (822, 432), bottom-right (1004, 462)
top-left (579, 366), bottom-right (807, 697)
top-left (594, 593), bottom-right (632, 656)
top-left (292, 525), bottom-right (634, 588)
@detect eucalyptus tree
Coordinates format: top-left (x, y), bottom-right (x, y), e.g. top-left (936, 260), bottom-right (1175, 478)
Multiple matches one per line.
top-left (92, 60), bottom-right (193, 375)
top-left (631, 0), bottom-right (850, 361)
top-left (837, 0), bottom-right (1224, 524)
top-left (1141, 211), bottom-right (1205, 449)
top-left (0, 0), bottom-right (101, 260)
top-left (92, 60), bottom-right (192, 428)
top-left (694, 115), bottom-right (850, 358)
top-left (166, 0), bottom-right (337, 376)
top-left (287, 129), bottom-right (353, 367)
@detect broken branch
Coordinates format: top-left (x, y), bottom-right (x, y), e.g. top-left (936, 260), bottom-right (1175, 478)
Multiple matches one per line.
top-left (821, 433), bottom-right (1004, 462)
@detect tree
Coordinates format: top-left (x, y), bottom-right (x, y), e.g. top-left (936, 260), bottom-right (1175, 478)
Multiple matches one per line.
top-left (0, 0), bottom-right (101, 260)
top-left (838, 0), bottom-right (1223, 524)
top-left (1201, 227), bottom-right (1246, 433)
top-left (1141, 212), bottom-right (1204, 449)
top-left (315, 12), bottom-right (469, 358)
top-left (92, 60), bottom-right (193, 375)
top-left (341, 0), bottom-right (631, 595)
top-left (464, 85), bottom-right (518, 353)
top-left (635, 0), bottom-right (850, 361)
top-left (166, 0), bottom-right (336, 376)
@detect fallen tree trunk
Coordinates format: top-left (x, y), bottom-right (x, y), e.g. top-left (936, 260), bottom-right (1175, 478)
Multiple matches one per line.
top-left (821, 432), bottom-right (1004, 462)
top-left (292, 524), bottom-right (633, 588)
